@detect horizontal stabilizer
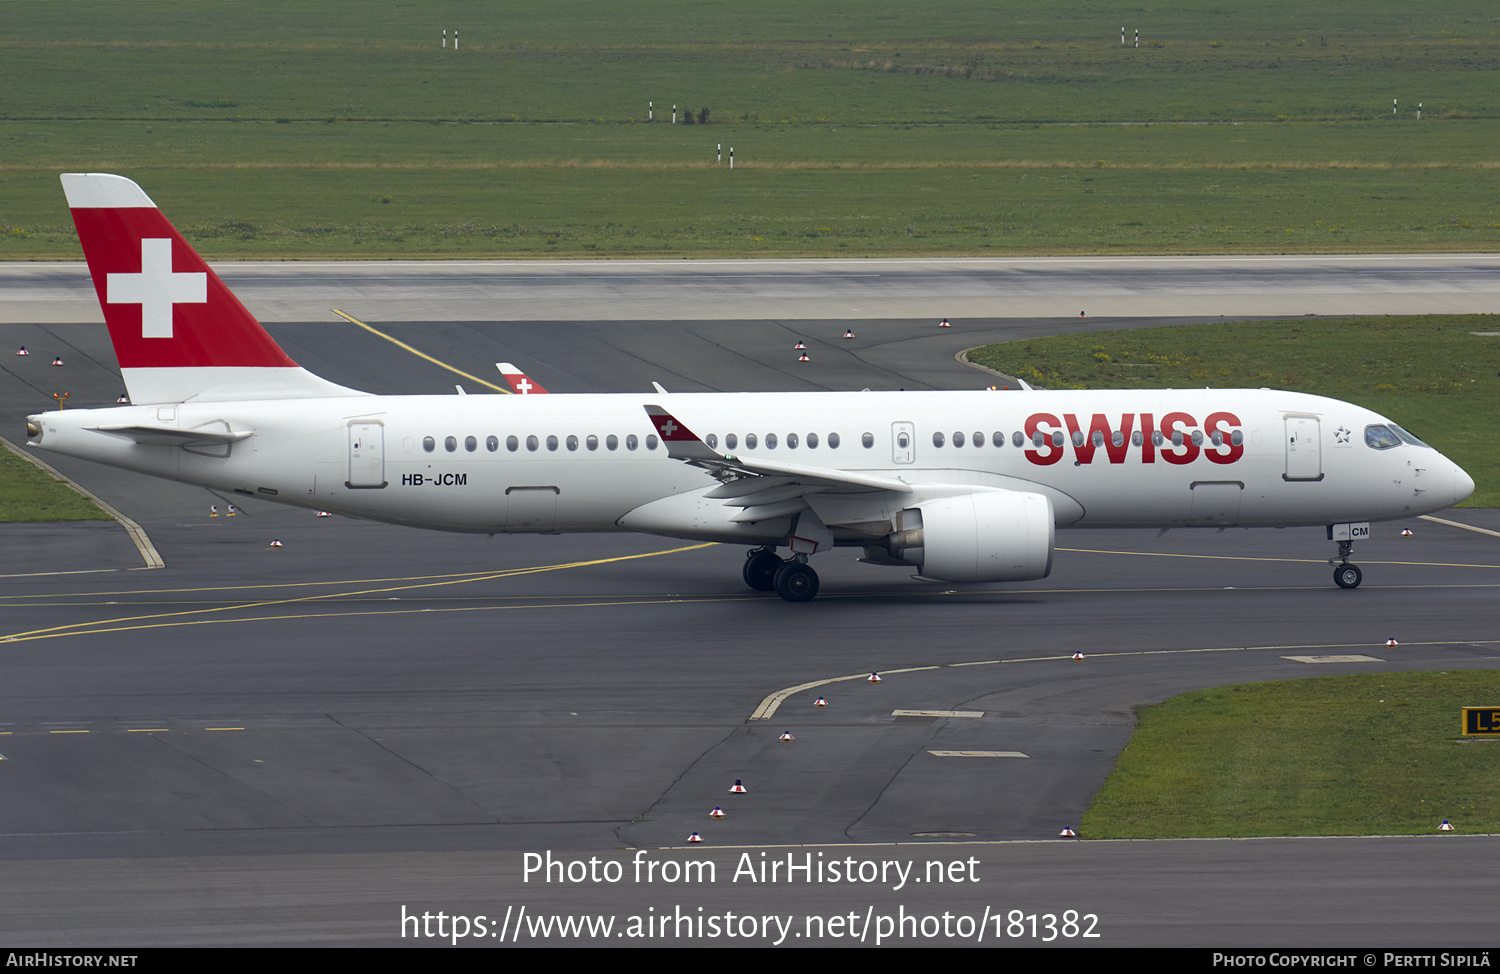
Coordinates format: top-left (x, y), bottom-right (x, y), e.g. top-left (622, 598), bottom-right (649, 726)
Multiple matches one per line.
top-left (88, 424), bottom-right (255, 446)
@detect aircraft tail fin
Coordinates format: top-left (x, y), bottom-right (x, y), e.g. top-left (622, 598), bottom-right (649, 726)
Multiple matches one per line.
top-left (62, 173), bottom-right (366, 404)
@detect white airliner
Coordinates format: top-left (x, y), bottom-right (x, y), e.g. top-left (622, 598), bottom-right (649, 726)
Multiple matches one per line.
top-left (25, 174), bottom-right (1474, 600)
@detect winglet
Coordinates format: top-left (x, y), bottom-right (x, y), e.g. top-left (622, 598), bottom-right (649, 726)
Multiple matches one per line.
top-left (496, 363), bottom-right (549, 395)
top-left (644, 405), bottom-right (724, 462)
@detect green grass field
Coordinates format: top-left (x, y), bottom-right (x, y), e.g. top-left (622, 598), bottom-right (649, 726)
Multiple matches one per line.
top-left (967, 314), bottom-right (1500, 506)
top-left (2, 0), bottom-right (1499, 258)
top-left (0, 439), bottom-right (110, 522)
top-left (1083, 670), bottom-right (1500, 838)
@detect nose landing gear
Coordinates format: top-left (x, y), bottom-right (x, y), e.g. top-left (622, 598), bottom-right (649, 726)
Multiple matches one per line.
top-left (1330, 538), bottom-right (1362, 589)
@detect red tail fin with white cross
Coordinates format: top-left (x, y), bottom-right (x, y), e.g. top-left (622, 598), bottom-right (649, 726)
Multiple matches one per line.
top-left (63, 173), bottom-right (365, 404)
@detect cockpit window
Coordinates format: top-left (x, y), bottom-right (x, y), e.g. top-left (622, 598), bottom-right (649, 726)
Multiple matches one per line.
top-left (1389, 424), bottom-right (1431, 448)
top-left (1364, 425), bottom-right (1401, 450)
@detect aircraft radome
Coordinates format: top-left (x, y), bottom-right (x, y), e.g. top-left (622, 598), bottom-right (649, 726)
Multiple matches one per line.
top-left (25, 174), bottom-right (1475, 601)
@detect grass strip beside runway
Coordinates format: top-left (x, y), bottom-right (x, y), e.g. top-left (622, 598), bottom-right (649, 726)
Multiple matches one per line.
top-left (1084, 670), bottom-right (1500, 838)
top-left (1, 1), bottom-right (1498, 258)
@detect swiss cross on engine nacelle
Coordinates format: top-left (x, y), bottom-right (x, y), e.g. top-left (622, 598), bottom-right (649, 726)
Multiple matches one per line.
top-left (105, 238), bottom-right (207, 339)
top-left (1023, 411), bottom-right (1244, 466)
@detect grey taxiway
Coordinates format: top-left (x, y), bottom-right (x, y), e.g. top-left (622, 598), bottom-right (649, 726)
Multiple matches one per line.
top-left (2, 257), bottom-right (1498, 946)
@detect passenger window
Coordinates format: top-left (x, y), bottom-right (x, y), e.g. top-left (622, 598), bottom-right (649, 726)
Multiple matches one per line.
top-left (807, 432), bottom-right (819, 448)
top-left (828, 432), bottom-right (839, 448)
top-left (422, 436), bottom-right (435, 453)
top-left (861, 432), bottom-right (874, 448)
top-left (586, 434), bottom-right (598, 451)
top-left (953, 431), bottom-right (965, 448)
top-left (465, 435), bottom-right (477, 452)
top-left (933, 431), bottom-right (945, 447)
top-left (527, 435), bottom-right (539, 451)
top-left (546, 435), bottom-right (559, 452)
top-left (746, 433), bottom-right (758, 449)
top-left (507, 435), bottom-right (519, 452)
top-left (646, 434), bottom-right (658, 450)
top-left (445, 435), bottom-right (457, 452)
top-left (726, 433), bottom-right (738, 450)
top-left (1012, 431), bottom-right (1023, 448)
top-left (626, 434), bottom-right (638, 451)
top-left (787, 433), bottom-right (798, 449)
top-left (566, 434), bottom-right (579, 452)
top-left (607, 434), bottom-right (619, 451)
top-left (706, 433), bottom-right (718, 449)
top-left (766, 433), bottom-right (778, 449)
top-left (486, 435), bottom-right (499, 452)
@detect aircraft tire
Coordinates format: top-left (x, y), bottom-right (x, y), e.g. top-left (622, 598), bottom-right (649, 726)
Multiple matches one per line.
top-left (743, 550), bottom-right (781, 591)
top-left (774, 562), bottom-right (819, 603)
top-left (1333, 564), bottom-right (1363, 589)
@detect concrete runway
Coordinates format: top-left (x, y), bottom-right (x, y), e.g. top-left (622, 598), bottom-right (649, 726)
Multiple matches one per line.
top-left (2, 260), bottom-right (1499, 947)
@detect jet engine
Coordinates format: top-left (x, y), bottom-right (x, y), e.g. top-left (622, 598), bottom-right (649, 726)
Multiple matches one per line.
top-left (883, 490), bottom-right (1055, 583)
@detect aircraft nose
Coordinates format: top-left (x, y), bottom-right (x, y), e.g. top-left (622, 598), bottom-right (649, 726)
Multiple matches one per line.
top-left (1453, 463), bottom-right (1476, 505)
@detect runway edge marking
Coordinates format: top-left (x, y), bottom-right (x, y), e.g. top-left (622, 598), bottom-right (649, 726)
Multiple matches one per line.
top-left (0, 434), bottom-right (162, 571)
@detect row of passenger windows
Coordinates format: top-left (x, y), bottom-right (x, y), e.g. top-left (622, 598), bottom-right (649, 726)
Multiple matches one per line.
top-left (418, 428), bottom-right (1246, 455)
top-left (423, 433), bottom-right (661, 453)
top-left (420, 431), bottom-right (874, 454)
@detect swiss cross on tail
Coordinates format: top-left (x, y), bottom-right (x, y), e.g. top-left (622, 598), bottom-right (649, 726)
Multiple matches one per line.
top-left (62, 173), bottom-right (296, 371)
top-left (495, 363), bottom-right (549, 395)
top-left (61, 173), bottom-right (366, 404)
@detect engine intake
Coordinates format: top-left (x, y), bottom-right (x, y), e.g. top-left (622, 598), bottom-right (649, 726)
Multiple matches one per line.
top-left (885, 490), bottom-right (1054, 583)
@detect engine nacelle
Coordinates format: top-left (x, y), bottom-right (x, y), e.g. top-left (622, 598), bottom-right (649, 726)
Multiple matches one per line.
top-left (885, 490), bottom-right (1054, 583)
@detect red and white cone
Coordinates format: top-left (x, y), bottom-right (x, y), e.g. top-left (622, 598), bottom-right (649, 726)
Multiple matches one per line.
top-left (779, 732), bottom-right (794, 742)
top-left (938, 318), bottom-right (950, 328)
top-left (269, 539), bottom-right (283, 548)
top-left (798, 352), bottom-right (810, 362)
top-left (1439, 819), bottom-right (1454, 832)
top-left (1400, 529), bottom-right (1413, 537)
top-left (813, 696), bottom-right (828, 708)
top-left (1060, 827), bottom-right (1078, 837)
top-left (316, 510), bottom-right (331, 517)
top-left (794, 341), bottom-right (806, 349)
top-left (1072, 652), bottom-right (1085, 661)
top-left (51, 356), bottom-right (64, 366)
top-left (1385, 638), bottom-right (1398, 648)
top-left (688, 831), bottom-right (704, 843)
top-left (867, 672), bottom-right (882, 684)
top-left (15, 346), bottom-right (28, 356)
top-left (709, 806), bottom-right (725, 819)
top-left (116, 393), bottom-right (128, 403)
top-left (843, 329), bottom-right (855, 339)
top-left (729, 779), bottom-right (747, 794)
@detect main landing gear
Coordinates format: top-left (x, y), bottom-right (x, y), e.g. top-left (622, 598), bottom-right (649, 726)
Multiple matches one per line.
top-left (743, 547), bottom-right (820, 603)
top-left (1330, 539), bottom-right (1362, 589)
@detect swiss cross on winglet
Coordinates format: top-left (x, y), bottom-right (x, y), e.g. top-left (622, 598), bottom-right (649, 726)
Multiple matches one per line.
top-left (496, 363), bottom-right (549, 395)
top-left (644, 404), bottom-right (724, 462)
